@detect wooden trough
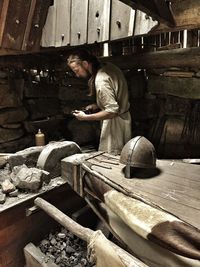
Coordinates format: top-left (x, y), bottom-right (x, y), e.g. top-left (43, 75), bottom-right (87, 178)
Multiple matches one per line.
top-left (0, 181), bottom-right (86, 267)
top-left (24, 197), bottom-right (147, 267)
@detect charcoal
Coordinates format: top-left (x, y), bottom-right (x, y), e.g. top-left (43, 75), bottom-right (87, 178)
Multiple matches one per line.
top-left (58, 233), bottom-right (66, 239)
top-left (38, 226), bottom-right (92, 267)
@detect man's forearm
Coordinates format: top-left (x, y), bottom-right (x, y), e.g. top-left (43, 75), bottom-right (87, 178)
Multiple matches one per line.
top-left (86, 110), bottom-right (117, 121)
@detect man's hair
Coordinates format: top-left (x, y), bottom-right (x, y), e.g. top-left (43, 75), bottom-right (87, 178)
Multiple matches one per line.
top-left (67, 49), bottom-right (101, 96)
top-left (67, 49), bottom-right (99, 67)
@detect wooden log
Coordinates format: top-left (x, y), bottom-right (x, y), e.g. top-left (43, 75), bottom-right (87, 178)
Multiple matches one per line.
top-left (148, 75), bottom-right (200, 99)
top-left (100, 47), bottom-right (200, 69)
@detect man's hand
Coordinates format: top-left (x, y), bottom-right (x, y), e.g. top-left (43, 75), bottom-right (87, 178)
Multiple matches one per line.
top-left (72, 110), bottom-right (88, 121)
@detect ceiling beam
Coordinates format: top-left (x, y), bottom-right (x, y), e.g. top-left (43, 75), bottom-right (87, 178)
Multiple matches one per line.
top-left (118, 0), bottom-right (175, 27)
top-left (100, 47), bottom-right (200, 69)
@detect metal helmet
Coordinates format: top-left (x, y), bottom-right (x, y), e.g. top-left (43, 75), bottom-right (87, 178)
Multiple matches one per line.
top-left (120, 136), bottom-right (157, 169)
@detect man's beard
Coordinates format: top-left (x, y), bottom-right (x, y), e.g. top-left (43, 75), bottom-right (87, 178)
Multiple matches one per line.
top-left (83, 68), bottom-right (92, 80)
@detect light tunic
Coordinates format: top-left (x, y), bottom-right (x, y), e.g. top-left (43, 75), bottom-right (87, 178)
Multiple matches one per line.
top-left (95, 63), bottom-right (132, 155)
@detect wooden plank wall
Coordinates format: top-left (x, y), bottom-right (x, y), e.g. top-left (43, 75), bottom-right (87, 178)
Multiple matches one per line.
top-left (0, 0), bottom-right (51, 51)
top-left (41, 0), bottom-right (156, 47)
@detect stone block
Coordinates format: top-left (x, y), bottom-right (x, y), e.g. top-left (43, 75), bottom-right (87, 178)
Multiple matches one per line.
top-left (26, 99), bottom-right (61, 120)
top-left (0, 107), bottom-right (28, 125)
top-left (11, 165), bottom-right (50, 191)
top-left (0, 127), bottom-right (24, 144)
top-left (37, 141), bottom-right (81, 178)
top-left (0, 135), bottom-right (34, 153)
top-left (24, 83), bottom-right (59, 98)
top-left (1, 179), bottom-right (16, 193)
top-left (0, 84), bottom-right (22, 108)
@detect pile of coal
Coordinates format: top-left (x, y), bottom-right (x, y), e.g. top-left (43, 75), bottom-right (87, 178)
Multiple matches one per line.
top-left (38, 227), bottom-right (92, 267)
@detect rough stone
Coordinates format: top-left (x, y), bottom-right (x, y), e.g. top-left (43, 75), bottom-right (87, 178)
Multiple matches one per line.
top-left (0, 155), bottom-right (12, 168)
top-left (24, 83), bottom-right (59, 98)
top-left (0, 71), bottom-right (7, 79)
top-left (0, 107), bottom-right (28, 125)
top-left (0, 190), bottom-right (6, 204)
top-left (8, 146), bottom-right (44, 169)
top-left (0, 135), bottom-right (34, 153)
top-left (1, 179), bottom-right (16, 193)
top-left (26, 99), bottom-right (60, 120)
top-left (11, 164), bottom-right (50, 191)
top-left (0, 84), bottom-right (22, 108)
top-left (9, 189), bottom-right (19, 197)
top-left (0, 127), bottom-right (24, 144)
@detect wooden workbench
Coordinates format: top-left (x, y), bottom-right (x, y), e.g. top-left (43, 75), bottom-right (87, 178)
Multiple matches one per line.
top-left (62, 152), bottom-right (200, 267)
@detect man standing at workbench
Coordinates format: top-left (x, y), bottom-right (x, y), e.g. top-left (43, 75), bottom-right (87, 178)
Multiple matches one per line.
top-left (67, 49), bottom-right (132, 155)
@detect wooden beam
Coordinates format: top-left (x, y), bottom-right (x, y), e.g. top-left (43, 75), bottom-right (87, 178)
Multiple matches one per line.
top-left (22, 0), bottom-right (37, 50)
top-left (118, 0), bottom-right (175, 27)
top-left (0, 0), bottom-right (10, 45)
top-left (152, 0), bottom-right (175, 26)
top-left (100, 47), bottom-right (200, 69)
top-left (152, 0), bottom-right (200, 33)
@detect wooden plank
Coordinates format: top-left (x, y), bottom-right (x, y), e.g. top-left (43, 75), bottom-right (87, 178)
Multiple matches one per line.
top-left (0, 0), bottom-right (10, 46)
top-left (70, 0), bottom-right (88, 46)
top-left (162, 71), bottom-right (194, 78)
top-left (110, 0), bottom-right (135, 41)
top-left (40, 4), bottom-right (56, 47)
top-left (87, 0), bottom-right (111, 44)
top-left (83, 155), bottom-right (200, 230)
top-left (134, 10), bottom-right (158, 36)
top-left (22, 0), bottom-right (37, 50)
top-left (1, 0), bottom-right (32, 50)
top-left (26, 0), bottom-right (51, 51)
top-left (54, 0), bottom-right (71, 47)
top-left (24, 243), bottom-right (58, 267)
